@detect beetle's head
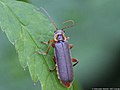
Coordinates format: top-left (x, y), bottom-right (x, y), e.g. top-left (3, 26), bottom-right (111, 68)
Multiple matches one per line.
top-left (54, 30), bottom-right (66, 42)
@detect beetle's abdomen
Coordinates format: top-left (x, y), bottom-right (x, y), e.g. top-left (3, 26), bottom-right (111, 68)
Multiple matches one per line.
top-left (54, 42), bottom-right (73, 87)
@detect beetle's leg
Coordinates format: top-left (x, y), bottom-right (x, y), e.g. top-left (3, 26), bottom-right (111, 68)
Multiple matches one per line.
top-left (53, 56), bottom-right (56, 63)
top-left (51, 43), bottom-right (55, 48)
top-left (36, 40), bottom-right (55, 55)
top-left (48, 39), bottom-right (55, 48)
top-left (69, 44), bottom-right (73, 49)
top-left (36, 45), bottom-right (51, 55)
top-left (41, 39), bottom-right (54, 45)
top-left (72, 58), bottom-right (79, 67)
top-left (38, 41), bottom-right (54, 55)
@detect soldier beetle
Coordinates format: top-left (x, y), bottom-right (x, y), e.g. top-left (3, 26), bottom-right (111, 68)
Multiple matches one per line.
top-left (37, 8), bottom-right (79, 88)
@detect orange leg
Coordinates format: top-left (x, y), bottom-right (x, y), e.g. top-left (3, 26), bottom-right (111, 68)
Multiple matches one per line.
top-left (72, 58), bottom-right (79, 67)
top-left (51, 43), bottom-right (55, 48)
top-left (53, 56), bottom-right (56, 63)
top-left (69, 44), bottom-right (73, 49)
top-left (36, 39), bottom-right (55, 55)
top-left (41, 39), bottom-right (55, 45)
top-left (36, 45), bottom-right (51, 55)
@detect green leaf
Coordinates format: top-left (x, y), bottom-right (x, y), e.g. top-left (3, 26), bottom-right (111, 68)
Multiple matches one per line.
top-left (0, 0), bottom-right (73, 90)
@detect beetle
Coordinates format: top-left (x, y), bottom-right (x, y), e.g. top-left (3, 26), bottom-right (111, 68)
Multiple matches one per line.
top-left (37, 8), bottom-right (79, 88)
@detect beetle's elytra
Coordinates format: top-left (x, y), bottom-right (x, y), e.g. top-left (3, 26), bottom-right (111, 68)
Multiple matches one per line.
top-left (37, 8), bottom-right (79, 88)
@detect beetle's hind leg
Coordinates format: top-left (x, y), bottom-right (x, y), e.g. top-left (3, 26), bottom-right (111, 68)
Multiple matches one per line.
top-left (72, 58), bottom-right (79, 67)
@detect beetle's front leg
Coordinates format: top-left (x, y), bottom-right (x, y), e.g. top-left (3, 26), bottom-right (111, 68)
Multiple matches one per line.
top-left (36, 39), bottom-right (55, 55)
top-left (72, 58), bottom-right (79, 67)
top-left (36, 45), bottom-right (51, 55)
top-left (41, 39), bottom-right (54, 45)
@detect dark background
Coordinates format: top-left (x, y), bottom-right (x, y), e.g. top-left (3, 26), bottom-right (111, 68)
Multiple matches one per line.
top-left (0, 0), bottom-right (120, 90)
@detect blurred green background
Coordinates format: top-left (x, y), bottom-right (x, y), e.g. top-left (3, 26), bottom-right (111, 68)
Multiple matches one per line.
top-left (0, 0), bottom-right (120, 90)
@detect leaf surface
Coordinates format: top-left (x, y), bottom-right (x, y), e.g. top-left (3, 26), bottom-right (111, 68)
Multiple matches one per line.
top-left (0, 0), bottom-right (73, 90)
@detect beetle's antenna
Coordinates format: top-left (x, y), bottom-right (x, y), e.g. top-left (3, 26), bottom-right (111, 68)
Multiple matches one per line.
top-left (40, 7), bottom-right (59, 30)
top-left (61, 20), bottom-right (76, 30)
